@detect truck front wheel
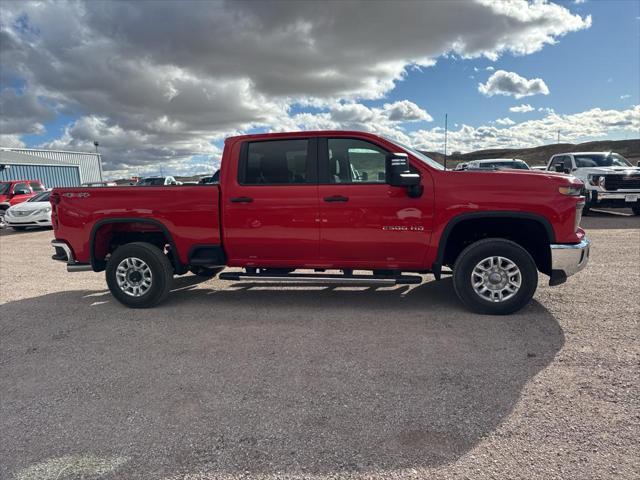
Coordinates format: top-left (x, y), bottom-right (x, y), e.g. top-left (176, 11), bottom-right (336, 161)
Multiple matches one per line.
top-left (106, 242), bottom-right (174, 308)
top-left (452, 238), bottom-right (538, 315)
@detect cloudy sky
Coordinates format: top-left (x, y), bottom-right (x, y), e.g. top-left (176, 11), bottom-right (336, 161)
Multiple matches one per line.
top-left (1, 0), bottom-right (638, 178)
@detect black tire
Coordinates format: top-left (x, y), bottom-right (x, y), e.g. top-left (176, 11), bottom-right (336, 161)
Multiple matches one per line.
top-left (190, 266), bottom-right (224, 277)
top-left (453, 238), bottom-right (538, 315)
top-left (632, 204), bottom-right (640, 216)
top-left (0, 210), bottom-right (6, 229)
top-left (105, 242), bottom-right (174, 308)
top-left (12, 226), bottom-right (27, 231)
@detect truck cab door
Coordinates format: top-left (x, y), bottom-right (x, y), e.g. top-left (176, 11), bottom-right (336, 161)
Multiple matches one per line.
top-left (10, 182), bottom-right (32, 205)
top-left (222, 137), bottom-right (321, 267)
top-left (317, 137), bottom-right (434, 270)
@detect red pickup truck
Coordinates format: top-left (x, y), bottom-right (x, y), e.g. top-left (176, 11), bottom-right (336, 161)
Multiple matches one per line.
top-left (50, 131), bottom-right (590, 314)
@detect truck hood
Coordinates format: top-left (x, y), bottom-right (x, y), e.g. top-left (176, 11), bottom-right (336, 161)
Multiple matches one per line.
top-left (9, 201), bottom-right (49, 212)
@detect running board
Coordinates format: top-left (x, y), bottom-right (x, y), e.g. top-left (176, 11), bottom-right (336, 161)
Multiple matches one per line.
top-left (218, 272), bottom-right (422, 286)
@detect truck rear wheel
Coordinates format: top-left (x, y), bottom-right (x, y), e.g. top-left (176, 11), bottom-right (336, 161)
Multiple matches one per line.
top-left (453, 238), bottom-right (538, 315)
top-left (106, 242), bottom-right (174, 308)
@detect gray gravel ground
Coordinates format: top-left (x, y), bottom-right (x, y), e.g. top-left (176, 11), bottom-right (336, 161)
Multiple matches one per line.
top-left (1, 210), bottom-right (638, 480)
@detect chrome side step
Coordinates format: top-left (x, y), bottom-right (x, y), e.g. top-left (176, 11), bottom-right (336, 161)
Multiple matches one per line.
top-left (218, 272), bottom-right (422, 285)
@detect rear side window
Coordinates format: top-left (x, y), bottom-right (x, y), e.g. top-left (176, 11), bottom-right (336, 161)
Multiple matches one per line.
top-left (29, 182), bottom-right (44, 191)
top-left (241, 139), bottom-right (309, 185)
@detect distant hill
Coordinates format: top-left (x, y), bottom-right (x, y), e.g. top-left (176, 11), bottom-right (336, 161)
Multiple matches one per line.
top-left (422, 139), bottom-right (640, 168)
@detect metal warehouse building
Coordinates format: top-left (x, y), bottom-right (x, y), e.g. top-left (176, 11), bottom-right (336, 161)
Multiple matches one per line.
top-left (0, 147), bottom-right (103, 188)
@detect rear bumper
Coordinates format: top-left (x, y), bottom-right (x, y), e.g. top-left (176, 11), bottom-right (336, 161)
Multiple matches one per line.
top-left (549, 237), bottom-right (590, 286)
top-left (51, 240), bottom-right (92, 272)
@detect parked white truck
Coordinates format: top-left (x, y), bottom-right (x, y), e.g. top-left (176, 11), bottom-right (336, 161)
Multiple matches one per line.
top-left (547, 152), bottom-right (640, 215)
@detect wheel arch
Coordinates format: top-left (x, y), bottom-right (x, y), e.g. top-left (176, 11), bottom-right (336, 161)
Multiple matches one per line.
top-left (434, 211), bottom-right (555, 277)
top-left (89, 218), bottom-right (184, 273)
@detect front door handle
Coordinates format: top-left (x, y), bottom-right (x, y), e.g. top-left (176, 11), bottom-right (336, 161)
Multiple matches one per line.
top-left (230, 196), bottom-right (253, 203)
top-left (323, 195), bottom-right (349, 202)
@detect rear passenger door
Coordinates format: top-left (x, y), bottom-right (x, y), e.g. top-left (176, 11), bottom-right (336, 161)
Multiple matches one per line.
top-left (223, 137), bottom-right (321, 267)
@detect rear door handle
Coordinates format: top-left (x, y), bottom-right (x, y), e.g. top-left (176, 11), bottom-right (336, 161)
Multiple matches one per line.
top-left (323, 195), bottom-right (349, 202)
top-left (230, 196), bottom-right (253, 203)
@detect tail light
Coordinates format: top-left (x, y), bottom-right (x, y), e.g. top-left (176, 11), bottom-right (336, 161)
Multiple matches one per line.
top-left (50, 192), bottom-right (59, 229)
top-left (575, 201), bottom-right (584, 231)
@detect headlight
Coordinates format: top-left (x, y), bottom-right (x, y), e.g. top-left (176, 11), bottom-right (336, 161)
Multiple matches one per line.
top-left (588, 175), bottom-right (605, 187)
top-left (558, 185), bottom-right (582, 196)
top-left (5, 209), bottom-right (13, 217)
top-left (35, 206), bottom-right (51, 214)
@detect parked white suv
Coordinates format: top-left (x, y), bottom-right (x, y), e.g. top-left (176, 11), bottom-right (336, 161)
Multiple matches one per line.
top-left (547, 152), bottom-right (640, 215)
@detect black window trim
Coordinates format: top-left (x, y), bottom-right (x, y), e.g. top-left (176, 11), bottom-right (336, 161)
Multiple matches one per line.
top-left (317, 136), bottom-right (395, 185)
top-left (237, 137), bottom-right (318, 186)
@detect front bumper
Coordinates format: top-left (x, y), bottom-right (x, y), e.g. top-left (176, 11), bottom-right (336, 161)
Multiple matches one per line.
top-left (589, 190), bottom-right (639, 206)
top-left (6, 212), bottom-right (52, 227)
top-left (549, 237), bottom-right (590, 286)
top-left (51, 240), bottom-right (92, 272)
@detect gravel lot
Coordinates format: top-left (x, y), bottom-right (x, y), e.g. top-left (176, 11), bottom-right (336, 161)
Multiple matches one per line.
top-left (1, 211), bottom-right (638, 480)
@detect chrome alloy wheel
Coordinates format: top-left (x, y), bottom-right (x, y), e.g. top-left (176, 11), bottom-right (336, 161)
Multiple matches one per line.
top-left (115, 257), bottom-right (153, 297)
top-left (471, 256), bottom-right (522, 303)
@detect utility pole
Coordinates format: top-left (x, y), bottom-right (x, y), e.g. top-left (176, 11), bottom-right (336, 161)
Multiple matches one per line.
top-left (557, 130), bottom-right (560, 144)
top-left (93, 141), bottom-right (99, 154)
top-left (444, 113), bottom-right (448, 170)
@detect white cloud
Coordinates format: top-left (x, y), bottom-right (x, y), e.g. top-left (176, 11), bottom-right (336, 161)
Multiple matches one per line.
top-left (0, 0), bottom-right (591, 173)
top-left (495, 117), bottom-right (516, 126)
top-left (538, 107), bottom-right (555, 114)
top-left (486, 66), bottom-right (495, 71)
top-left (410, 105), bottom-right (640, 153)
top-left (479, 70), bottom-right (550, 98)
top-left (620, 94), bottom-right (631, 100)
top-left (509, 103), bottom-right (535, 113)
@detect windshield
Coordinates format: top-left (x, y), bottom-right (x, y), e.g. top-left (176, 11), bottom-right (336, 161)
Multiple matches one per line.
top-left (0, 183), bottom-right (10, 195)
top-left (29, 191), bottom-right (51, 202)
top-left (574, 153), bottom-right (632, 168)
top-left (138, 178), bottom-right (165, 185)
top-left (383, 137), bottom-right (445, 170)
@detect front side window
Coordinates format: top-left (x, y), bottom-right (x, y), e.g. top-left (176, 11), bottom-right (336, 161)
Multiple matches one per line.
top-left (29, 182), bottom-right (44, 191)
top-left (243, 139), bottom-right (309, 185)
top-left (327, 138), bottom-right (387, 183)
top-left (13, 182), bottom-right (28, 194)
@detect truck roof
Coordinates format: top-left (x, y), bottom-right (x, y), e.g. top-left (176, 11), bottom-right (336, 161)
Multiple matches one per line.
top-left (553, 151), bottom-right (613, 156)
top-left (225, 130), bottom-right (383, 142)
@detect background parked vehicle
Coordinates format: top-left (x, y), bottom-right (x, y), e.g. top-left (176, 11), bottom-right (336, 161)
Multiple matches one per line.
top-left (136, 176), bottom-right (179, 186)
top-left (81, 181), bottom-right (117, 187)
top-left (547, 152), bottom-right (640, 215)
top-left (5, 190), bottom-right (53, 230)
top-left (198, 170), bottom-right (220, 184)
top-left (0, 180), bottom-right (46, 228)
top-left (531, 165), bottom-right (547, 171)
top-left (464, 159), bottom-right (531, 170)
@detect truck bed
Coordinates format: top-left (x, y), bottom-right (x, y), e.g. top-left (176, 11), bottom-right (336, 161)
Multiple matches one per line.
top-left (51, 186), bottom-right (221, 266)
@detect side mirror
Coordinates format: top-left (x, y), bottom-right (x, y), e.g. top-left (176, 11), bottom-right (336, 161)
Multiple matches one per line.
top-left (386, 153), bottom-right (422, 198)
top-left (637, 161), bottom-right (640, 167)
